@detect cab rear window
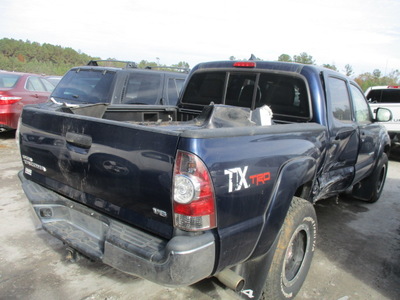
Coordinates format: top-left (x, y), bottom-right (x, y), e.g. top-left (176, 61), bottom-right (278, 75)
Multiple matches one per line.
top-left (366, 89), bottom-right (400, 103)
top-left (182, 71), bottom-right (310, 121)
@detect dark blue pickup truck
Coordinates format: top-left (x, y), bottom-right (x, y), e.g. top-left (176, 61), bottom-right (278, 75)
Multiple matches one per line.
top-left (18, 60), bottom-right (391, 300)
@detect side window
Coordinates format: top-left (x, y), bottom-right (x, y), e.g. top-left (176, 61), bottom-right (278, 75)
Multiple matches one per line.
top-left (167, 78), bottom-right (179, 104)
top-left (328, 77), bottom-right (352, 122)
top-left (175, 79), bottom-right (185, 93)
top-left (26, 76), bottom-right (45, 92)
top-left (123, 73), bottom-right (162, 104)
top-left (350, 84), bottom-right (371, 123)
top-left (40, 78), bottom-right (55, 92)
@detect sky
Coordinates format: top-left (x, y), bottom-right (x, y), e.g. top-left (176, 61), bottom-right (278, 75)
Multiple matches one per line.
top-left (1, 0), bottom-right (400, 76)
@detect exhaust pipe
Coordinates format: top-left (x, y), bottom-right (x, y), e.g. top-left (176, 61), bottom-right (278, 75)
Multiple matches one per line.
top-left (215, 269), bottom-right (245, 292)
top-left (65, 247), bottom-right (81, 263)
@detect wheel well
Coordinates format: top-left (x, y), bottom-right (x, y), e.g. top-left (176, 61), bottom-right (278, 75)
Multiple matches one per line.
top-left (384, 144), bottom-right (391, 155)
top-left (295, 181), bottom-right (313, 201)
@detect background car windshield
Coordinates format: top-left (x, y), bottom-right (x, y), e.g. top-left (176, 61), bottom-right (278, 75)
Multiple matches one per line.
top-left (366, 89), bottom-right (400, 103)
top-left (51, 69), bottom-right (115, 103)
top-left (0, 74), bottom-right (21, 88)
top-left (122, 73), bottom-right (162, 104)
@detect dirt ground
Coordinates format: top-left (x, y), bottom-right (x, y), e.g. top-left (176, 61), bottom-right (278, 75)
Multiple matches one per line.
top-left (1, 130), bottom-right (399, 300)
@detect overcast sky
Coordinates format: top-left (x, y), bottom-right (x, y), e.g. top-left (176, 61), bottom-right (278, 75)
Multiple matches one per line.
top-left (1, 0), bottom-right (399, 76)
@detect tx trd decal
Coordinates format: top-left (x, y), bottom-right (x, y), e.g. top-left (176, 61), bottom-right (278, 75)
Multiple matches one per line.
top-left (224, 166), bottom-right (270, 193)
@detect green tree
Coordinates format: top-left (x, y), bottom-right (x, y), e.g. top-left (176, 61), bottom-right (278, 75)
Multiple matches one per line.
top-left (293, 52), bottom-right (315, 64)
top-left (344, 64), bottom-right (354, 77)
top-left (172, 61), bottom-right (190, 71)
top-left (373, 69), bottom-right (382, 78)
top-left (355, 69), bottom-right (400, 91)
top-left (277, 54), bottom-right (292, 62)
top-left (0, 38), bottom-right (96, 74)
top-left (0, 38), bottom-right (187, 75)
top-left (138, 60), bottom-right (158, 69)
top-left (322, 64), bottom-right (338, 71)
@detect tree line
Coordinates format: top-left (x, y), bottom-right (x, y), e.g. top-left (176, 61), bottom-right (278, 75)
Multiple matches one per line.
top-left (0, 38), bottom-right (189, 76)
top-left (1, 39), bottom-right (398, 91)
top-left (231, 52), bottom-right (400, 91)
top-left (0, 38), bottom-right (96, 75)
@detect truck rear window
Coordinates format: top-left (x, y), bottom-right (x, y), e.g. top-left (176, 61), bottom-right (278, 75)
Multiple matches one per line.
top-left (366, 89), bottom-right (400, 103)
top-left (51, 69), bottom-right (115, 104)
top-left (0, 74), bottom-right (20, 88)
top-left (182, 71), bottom-right (310, 120)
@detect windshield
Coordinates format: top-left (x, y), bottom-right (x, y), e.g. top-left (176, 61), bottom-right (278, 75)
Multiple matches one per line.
top-left (51, 69), bottom-right (115, 103)
top-left (366, 89), bottom-right (400, 103)
top-left (0, 73), bottom-right (21, 88)
top-left (182, 71), bottom-right (310, 120)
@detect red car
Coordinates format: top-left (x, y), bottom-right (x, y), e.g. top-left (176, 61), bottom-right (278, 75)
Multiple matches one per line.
top-left (0, 71), bottom-right (54, 131)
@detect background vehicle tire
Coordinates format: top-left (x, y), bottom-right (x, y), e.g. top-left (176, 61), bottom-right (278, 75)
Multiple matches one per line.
top-left (261, 197), bottom-right (317, 300)
top-left (352, 153), bottom-right (388, 203)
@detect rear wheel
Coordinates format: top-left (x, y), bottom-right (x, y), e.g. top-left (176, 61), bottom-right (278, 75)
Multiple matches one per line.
top-left (261, 197), bottom-right (317, 300)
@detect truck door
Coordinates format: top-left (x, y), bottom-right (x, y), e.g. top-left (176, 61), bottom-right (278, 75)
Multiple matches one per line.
top-left (320, 75), bottom-right (359, 194)
top-left (349, 83), bottom-right (382, 183)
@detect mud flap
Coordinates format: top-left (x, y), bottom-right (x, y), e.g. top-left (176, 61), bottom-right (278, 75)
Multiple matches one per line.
top-left (229, 233), bottom-right (280, 300)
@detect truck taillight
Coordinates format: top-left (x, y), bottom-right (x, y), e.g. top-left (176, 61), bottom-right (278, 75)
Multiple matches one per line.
top-left (0, 92), bottom-right (22, 105)
top-left (172, 150), bottom-right (216, 231)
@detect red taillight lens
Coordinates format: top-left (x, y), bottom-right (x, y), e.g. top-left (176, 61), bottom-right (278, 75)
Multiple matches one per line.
top-left (233, 61), bottom-right (256, 68)
top-left (172, 150), bottom-right (216, 231)
top-left (0, 92), bottom-right (22, 105)
top-left (388, 85), bottom-right (400, 89)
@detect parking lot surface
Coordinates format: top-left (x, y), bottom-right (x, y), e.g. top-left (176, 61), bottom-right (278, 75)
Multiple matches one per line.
top-left (1, 131), bottom-right (399, 300)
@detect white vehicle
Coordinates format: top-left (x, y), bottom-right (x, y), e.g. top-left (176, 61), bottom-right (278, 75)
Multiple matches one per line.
top-left (366, 85), bottom-right (400, 146)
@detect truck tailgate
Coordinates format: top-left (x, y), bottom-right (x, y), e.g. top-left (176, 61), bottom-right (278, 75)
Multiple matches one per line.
top-left (19, 106), bottom-right (179, 238)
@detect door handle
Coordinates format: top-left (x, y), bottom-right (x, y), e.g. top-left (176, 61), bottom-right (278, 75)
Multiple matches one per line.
top-left (335, 128), bottom-right (355, 140)
top-left (66, 132), bottom-right (92, 149)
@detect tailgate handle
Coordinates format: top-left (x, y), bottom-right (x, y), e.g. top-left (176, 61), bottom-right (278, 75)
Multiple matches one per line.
top-left (66, 132), bottom-right (92, 149)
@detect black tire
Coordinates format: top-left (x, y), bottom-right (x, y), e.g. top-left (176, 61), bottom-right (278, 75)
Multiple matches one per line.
top-left (261, 197), bottom-right (317, 300)
top-left (369, 153), bottom-right (388, 203)
top-left (352, 153), bottom-right (388, 203)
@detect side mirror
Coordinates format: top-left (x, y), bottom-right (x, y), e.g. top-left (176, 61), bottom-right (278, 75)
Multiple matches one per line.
top-left (375, 107), bottom-right (392, 122)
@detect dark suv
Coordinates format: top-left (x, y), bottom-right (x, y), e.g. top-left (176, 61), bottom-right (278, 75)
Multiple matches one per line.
top-left (50, 60), bottom-right (188, 106)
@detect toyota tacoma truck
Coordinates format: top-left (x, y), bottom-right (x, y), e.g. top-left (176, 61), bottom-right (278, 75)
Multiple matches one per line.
top-left (18, 60), bottom-right (391, 300)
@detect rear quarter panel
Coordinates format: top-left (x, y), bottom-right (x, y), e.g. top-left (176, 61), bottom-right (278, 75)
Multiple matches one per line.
top-left (178, 123), bottom-right (327, 271)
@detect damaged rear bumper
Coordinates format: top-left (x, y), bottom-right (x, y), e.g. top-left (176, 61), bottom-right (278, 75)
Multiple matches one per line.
top-left (18, 171), bottom-right (216, 287)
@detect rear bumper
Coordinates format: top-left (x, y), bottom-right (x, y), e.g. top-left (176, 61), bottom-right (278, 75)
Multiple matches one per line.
top-left (18, 171), bottom-right (216, 286)
top-left (0, 111), bottom-right (18, 130)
